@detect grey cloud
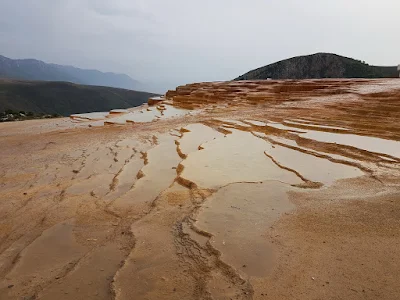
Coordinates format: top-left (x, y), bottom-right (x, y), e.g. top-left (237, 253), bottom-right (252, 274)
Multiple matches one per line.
top-left (87, 0), bottom-right (154, 20)
top-left (0, 0), bottom-right (399, 92)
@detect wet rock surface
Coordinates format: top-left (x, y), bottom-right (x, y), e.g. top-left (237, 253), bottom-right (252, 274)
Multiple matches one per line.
top-left (0, 79), bottom-right (400, 299)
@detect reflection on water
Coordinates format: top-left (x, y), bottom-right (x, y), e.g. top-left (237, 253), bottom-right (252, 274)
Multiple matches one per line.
top-left (264, 122), bottom-right (400, 158)
top-left (71, 105), bottom-right (191, 125)
top-left (180, 129), bottom-right (302, 188)
top-left (264, 141), bottom-right (363, 185)
top-left (300, 130), bottom-right (400, 158)
top-left (195, 182), bottom-right (295, 277)
top-left (178, 123), bottom-right (223, 157)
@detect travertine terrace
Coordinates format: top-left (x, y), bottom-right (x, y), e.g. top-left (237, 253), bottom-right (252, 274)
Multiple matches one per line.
top-left (1, 79), bottom-right (400, 300)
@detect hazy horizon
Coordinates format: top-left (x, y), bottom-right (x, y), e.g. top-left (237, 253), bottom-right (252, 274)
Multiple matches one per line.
top-left (1, 0), bottom-right (399, 91)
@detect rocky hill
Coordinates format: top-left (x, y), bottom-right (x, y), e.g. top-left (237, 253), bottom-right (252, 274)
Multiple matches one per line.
top-left (235, 53), bottom-right (398, 80)
top-left (0, 79), bottom-right (158, 116)
top-left (0, 54), bottom-right (140, 90)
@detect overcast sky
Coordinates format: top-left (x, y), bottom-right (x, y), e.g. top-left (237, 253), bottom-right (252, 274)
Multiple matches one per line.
top-left (1, 0), bottom-right (399, 91)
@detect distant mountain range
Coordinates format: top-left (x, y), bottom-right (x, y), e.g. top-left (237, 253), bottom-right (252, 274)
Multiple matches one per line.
top-left (0, 54), bottom-right (141, 90)
top-left (0, 79), bottom-right (158, 116)
top-left (235, 53), bottom-right (398, 80)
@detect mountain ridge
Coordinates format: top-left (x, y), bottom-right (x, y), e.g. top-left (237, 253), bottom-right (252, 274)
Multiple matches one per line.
top-left (0, 54), bottom-right (141, 91)
top-left (235, 53), bottom-right (398, 80)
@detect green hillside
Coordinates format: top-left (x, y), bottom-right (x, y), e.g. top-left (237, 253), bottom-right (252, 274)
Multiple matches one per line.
top-left (0, 79), bottom-right (158, 116)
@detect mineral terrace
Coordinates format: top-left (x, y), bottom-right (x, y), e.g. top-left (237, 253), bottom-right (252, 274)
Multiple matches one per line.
top-left (0, 79), bottom-right (399, 300)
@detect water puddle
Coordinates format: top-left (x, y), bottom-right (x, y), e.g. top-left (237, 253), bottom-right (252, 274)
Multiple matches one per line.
top-left (110, 109), bottom-right (130, 114)
top-left (125, 110), bottom-right (160, 123)
top-left (299, 130), bottom-right (400, 158)
top-left (179, 130), bottom-right (302, 189)
top-left (265, 122), bottom-right (400, 158)
top-left (215, 118), bottom-right (252, 127)
top-left (70, 117), bottom-right (90, 122)
top-left (284, 120), bottom-right (349, 131)
top-left (266, 122), bottom-right (306, 133)
top-left (102, 111), bottom-right (156, 124)
top-left (264, 141), bottom-right (363, 185)
top-left (178, 123), bottom-right (223, 157)
top-left (102, 105), bottom-right (190, 124)
top-left (243, 120), bottom-right (268, 126)
top-left (70, 112), bottom-right (110, 120)
top-left (161, 105), bottom-right (191, 118)
top-left (195, 182), bottom-right (295, 277)
top-left (266, 135), bottom-right (361, 165)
